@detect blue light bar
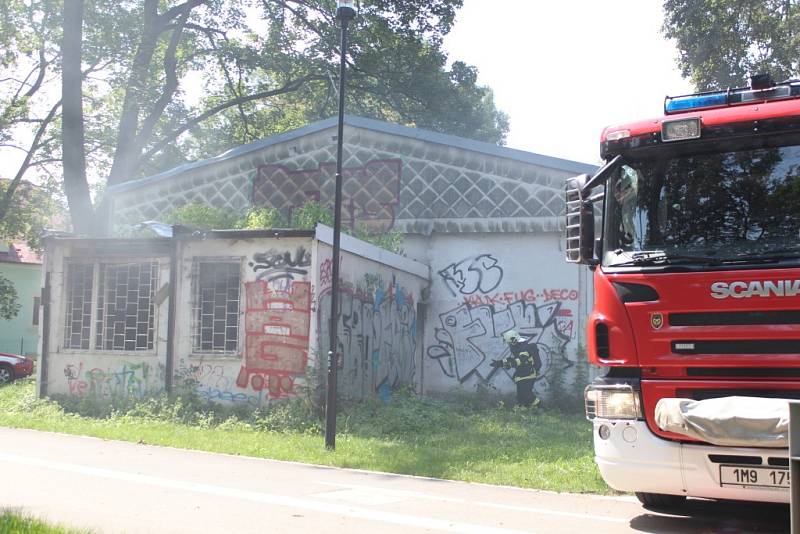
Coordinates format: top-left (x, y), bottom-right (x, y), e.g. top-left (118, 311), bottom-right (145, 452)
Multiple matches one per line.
top-left (664, 92), bottom-right (728, 114)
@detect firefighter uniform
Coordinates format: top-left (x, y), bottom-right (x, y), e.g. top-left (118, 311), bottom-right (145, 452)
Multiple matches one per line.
top-left (491, 331), bottom-right (541, 407)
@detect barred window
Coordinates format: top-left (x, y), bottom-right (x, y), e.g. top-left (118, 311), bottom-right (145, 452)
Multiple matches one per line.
top-left (63, 260), bottom-right (159, 352)
top-left (192, 261), bottom-right (241, 354)
top-left (96, 262), bottom-right (158, 351)
top-left (63, 263), bottom-right (94, 349)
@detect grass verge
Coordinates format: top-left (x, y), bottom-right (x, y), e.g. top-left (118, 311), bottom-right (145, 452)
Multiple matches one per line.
top-left (0, 379), bottom-right (608, 494)
top-left (0, 510), bottom-right (91, 534)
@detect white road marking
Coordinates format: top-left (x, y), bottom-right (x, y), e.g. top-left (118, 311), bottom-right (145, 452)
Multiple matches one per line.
top-left (316, 482), bottom-right (628, 524)
top-left (0, 452), bottom-right (535, 534)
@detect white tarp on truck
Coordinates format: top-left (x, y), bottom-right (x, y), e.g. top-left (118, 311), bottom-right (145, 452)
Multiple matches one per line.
top-left (655, 396), bottom-right (789, 447)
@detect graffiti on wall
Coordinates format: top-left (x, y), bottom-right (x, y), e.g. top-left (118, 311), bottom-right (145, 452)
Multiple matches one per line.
top-left (438, 254), bottom-right (504, 296)
top-left (176, 360), bottom-right (262, 407)
top-left (430, 253), bottom-right (578, 394)
top-left (234, 249), bottom-right (312, 398)
top-left (318, 271), bottom-right (417, 401)
top-left (427, 299), bottom-right (573, 381)
top-left (252, 159), bottom-right (402, 231)
top-left (461, 287), bottom-right (579, 307)
top-left (63, 361), bottom-right (157, 399)
top-left (249, 246), bottom-right (311, 282)
top-left (235, 278), bottom-right (311, 398)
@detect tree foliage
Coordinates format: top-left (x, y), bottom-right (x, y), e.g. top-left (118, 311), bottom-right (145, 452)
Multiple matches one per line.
top-left (663, 0), bottom-right (800, 90)
top-left (0, 180), bottom-right (62, 250)
top-left (0, 0), bottom-right (62, 234)
top-left (3, 0), bottom-right (509, 235)
top-left (0, 274), bottom-right (21, 321)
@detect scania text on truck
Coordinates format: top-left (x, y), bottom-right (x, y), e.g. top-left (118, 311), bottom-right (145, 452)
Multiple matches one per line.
top-left (565, 74), bottom-right (800, 507)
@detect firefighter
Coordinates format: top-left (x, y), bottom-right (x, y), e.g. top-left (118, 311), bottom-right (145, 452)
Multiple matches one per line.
top-left (490, 330), bottom-right (541, 407)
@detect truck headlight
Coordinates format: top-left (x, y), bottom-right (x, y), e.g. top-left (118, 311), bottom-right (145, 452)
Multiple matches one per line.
top-left (585, 385), bottom-right (642, 420)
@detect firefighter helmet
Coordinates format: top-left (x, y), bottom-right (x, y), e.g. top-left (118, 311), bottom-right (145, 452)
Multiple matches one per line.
top-left (502, 330), bottom-right (521, 344)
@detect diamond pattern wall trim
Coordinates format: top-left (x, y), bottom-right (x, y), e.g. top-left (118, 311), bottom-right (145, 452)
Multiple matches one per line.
top-left (111, 121), bottom-right (584, 236)
top-left (253, 159), bottom-right (401, 231)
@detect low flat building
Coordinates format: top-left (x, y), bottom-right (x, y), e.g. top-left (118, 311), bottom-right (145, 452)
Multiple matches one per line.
top-left (41, 116), bottom-right (597, 405)
top-left (39, 225), bottom-right (428, 405)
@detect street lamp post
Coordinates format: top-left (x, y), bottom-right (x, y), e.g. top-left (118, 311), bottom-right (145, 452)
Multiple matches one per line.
top-left (325, 0), bottom-right (356, 451)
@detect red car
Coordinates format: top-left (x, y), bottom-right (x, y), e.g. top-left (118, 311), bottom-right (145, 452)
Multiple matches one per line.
top-left (0, 352), bottom-right (34, 385)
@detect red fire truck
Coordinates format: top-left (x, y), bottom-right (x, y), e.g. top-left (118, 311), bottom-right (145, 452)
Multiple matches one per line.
top-left (565, 74), bottom-right (800, 507)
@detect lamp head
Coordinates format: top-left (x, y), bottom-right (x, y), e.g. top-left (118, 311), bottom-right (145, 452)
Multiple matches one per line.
top-left (336, 0), bottom-right (356, 21)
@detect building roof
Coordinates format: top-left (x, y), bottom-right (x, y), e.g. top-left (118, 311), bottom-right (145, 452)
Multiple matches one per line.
top-left (0, 242), bottom-right (41, 264)
top-left (108, 116), bottom-right (598, 195)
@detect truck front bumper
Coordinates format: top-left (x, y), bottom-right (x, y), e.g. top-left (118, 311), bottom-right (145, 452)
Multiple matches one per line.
top-left (593, 419), bottom-right (789, 503)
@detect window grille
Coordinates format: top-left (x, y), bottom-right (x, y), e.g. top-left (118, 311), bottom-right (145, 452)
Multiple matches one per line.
top-left (192, 261), bottom-right (241, 354)
top-left (95, 262), bottom-right (158, 351)
top-left (63, 263), bottom-right (94, 349)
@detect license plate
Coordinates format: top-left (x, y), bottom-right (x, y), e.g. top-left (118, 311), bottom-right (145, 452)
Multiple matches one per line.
top-left (719, 465), bottom-right (790, 489)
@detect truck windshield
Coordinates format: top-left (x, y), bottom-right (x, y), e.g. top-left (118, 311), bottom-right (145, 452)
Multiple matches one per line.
top-left (603, 144), bottom-right (800, 267)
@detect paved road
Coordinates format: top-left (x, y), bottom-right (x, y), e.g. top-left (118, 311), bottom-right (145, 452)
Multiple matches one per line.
top-left (0, 427), bottom-right (789, 533)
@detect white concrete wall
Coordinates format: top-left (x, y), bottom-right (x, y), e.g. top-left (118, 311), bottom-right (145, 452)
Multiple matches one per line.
top-left (410, 232), bottom-right (591, 399)
top-left (176, 232), bottom-right (428, 406)
top-left (173, 236), bottom-right (316, 408)
top-left (314, 233), bottom-right (429, 401)
top-left (41, 232), bottom-right (429, 407)
top-left (40, 231), bottom-right (590, 406)
top-left (41, 241), bottom-right (171, 401)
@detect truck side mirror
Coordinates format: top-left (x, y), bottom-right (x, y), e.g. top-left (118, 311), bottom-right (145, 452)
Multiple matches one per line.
top-left (565, 174), bottom-right (596, 264)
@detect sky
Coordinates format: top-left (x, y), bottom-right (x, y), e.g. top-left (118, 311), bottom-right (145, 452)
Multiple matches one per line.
top-left (442, 0), bottom-right (694, 165)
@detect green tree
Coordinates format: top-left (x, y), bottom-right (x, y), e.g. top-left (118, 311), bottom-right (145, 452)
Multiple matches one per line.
top-left (663, 0), bottom-right (800, 90)
top-left (0, 0), bottom-right (62, 229)
top-left (0, 180), bottom-right (62, 250)
top-left (0, 274), bottom-right (21, 320)
top-left (5, 0), bottom-right (509, 235)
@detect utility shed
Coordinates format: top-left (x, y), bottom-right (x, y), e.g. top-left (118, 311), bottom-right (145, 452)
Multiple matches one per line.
top-left (38, 225), bottom-right (429, 406)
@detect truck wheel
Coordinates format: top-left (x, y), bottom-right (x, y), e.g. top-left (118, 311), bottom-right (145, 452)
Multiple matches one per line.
top-left (0, 364), bottom-right (13, 385)
top-left (635, 492), bottom-right (686, 508)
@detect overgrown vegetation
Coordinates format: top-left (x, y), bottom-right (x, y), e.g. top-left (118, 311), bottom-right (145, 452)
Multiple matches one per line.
top-left (0, 510), bottom-right (90, 534)
top-left (542, 343), bottom-right (591, 414)
top-left (158, 200), bottom-right (405, 254)
top-left (0, 378), bottom-right (607, 494)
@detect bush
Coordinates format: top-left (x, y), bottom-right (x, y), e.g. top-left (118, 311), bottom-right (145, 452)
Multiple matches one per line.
top-left (164, 203), bottom-right (239, 229)
top-left (158, 200), bottom-right (405, 253)
top-left (251, 398), bottom-right (323, 434)
top-left (237, 206), bottom-right (287, 229)
top-left (290, 200), bottom-right (334, 229)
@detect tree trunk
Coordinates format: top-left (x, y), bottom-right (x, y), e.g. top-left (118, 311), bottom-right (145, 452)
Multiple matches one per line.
top-left (61, 0), bottom-right (94, 234)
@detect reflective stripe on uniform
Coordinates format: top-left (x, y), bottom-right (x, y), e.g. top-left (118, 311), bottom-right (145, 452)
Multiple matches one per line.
top-left (513, 372), bottom-right (537, 383)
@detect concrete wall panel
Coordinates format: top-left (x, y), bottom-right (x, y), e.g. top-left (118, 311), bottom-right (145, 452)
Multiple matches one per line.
top-left (418, 233), bottom-right (591, 400)
top-left (315, 241), bottom-right (428, 402)
top-left (173, 236), bottom-right (315, 408)
top-left (41, 241), bottom-right (171, 401)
